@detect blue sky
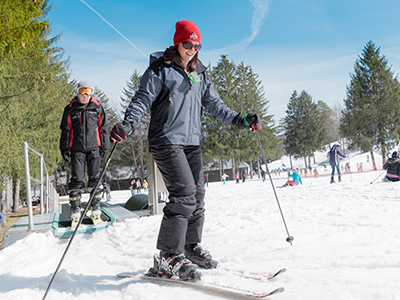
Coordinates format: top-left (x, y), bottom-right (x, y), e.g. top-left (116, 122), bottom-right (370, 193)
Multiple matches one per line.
top-left (48, 0), bottom-right (400, 121)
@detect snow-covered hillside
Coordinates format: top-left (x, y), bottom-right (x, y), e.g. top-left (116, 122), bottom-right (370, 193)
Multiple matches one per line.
top-left (1, 150), bottom-right (399, 300)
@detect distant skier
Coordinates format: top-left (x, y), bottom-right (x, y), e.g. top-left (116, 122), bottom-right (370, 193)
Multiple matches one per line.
top-left (136, 179), bottom-right (141, 193)
top-left (329, 143), bottom-right (346, 183)
top-left (222, 173), bottom-right (229, 184)
top-left (142, 179), bottom-right (148, 190)
top-left (383, 151), bottom-right (400, 182)
top-left (281, 169), bottom-right (302, 187)
top-left (235, 172), bottom-right (240, 184)
top-left (102, 182), bottom-right (111, 201)
top-left (261, 170), bottom-right (266, 182)
top-left (129, 180), bottom-right (137, 196)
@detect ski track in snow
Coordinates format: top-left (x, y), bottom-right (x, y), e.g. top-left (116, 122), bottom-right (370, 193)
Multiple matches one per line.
top-left (1, 152), bottom-right (400, 300)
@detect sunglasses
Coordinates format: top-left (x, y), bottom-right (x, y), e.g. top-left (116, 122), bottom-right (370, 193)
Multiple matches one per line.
top-left (182, 41), bottom-right (202, 52)
top-left (78, 87), bottom-right (94, 95)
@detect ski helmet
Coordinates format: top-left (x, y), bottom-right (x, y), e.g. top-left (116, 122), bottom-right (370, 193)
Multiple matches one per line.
top-left (334, 143), bottom-right (341, 147)
top-left (392, 151), bottom-right (398, 158)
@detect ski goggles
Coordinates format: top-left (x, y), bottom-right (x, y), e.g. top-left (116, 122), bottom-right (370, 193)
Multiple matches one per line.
top-left (182, 41), bottom-right (202, 52)
top-left (77, 87), bottom-right (94, 95)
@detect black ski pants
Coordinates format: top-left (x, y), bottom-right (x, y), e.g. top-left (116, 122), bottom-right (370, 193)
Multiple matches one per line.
top-left (68, 150), bottom-right (101, 192)
top-left (150, 145), bottom-right (205, 255)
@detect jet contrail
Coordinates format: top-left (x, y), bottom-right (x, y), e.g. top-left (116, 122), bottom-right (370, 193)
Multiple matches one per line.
top-left (79, 0), bottom-right (148, 59)
top-left (208, 0), bottom-right (270, 54)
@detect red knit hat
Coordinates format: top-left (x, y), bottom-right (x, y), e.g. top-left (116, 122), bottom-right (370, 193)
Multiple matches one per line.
top-left (173, 20), bottom-right (201, 46)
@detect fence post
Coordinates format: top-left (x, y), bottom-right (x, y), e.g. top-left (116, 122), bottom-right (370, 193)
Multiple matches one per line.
top-left (23, 142), bottom-right (34, 231)
top-left (40, 155), bottom-right (44, 214)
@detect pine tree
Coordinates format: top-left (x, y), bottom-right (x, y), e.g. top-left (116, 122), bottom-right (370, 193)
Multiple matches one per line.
top-left (203, 55), bottom-right (280, 177)
top-left (284, 90), bottom-right (328, 166)
top-left (116, 70), bottom-right (148, 182)
top-left (340, 41), bottom-right (400, 169)
top-left (93, 87), bottom-right (119, 184)
top-left (0, 1), bottom-right (71, 219)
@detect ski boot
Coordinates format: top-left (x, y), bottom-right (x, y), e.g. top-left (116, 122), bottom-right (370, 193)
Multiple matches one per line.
top-left (69, 191), bottom-right (82, 228)
top-left (153, 252), bottom-right (201, 281)
top-left (184, 243), bottom-right (219, 269)
top-left (87, 188), bottom-right (103, 225)
top-left (330, 176), bottom-right (335, 184)
top-left (338, 175), bottom-right (342, 183)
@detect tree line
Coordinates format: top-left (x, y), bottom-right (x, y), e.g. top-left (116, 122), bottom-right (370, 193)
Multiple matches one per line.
top-left (282, 41), bottom-right (400, 170)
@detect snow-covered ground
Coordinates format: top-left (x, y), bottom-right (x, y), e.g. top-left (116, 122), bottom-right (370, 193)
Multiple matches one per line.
top-left (1, 150), bottom-right (400, 300)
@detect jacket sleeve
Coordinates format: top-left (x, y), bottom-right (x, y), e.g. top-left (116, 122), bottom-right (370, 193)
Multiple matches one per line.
top-left (59, 106), bottom-right (70, 153)
top-left (383, 161), bottom-right (389, 170)
top-left (337, 149), bottom-right (346, 158)
top-left (100, 105), bottom-right (110, 152)
top-left (124, 67), bottom-right (163, 128)
top-left (201, 71), bottom-right (240, 126)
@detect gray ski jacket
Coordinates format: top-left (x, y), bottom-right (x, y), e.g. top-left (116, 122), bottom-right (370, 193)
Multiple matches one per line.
top-left (124, 52), bottom-right (241, 147)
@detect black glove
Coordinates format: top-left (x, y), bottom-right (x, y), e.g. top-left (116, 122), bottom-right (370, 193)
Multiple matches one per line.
top-left (244, 112), bottom-right (261, 132)
top-left (110, 120), bottom-right (133, 143)
top-left (62, 151), bottom-right (70, 163)
top-left (100, 149), bottom-right (108, 158)
top-left (232, 112), bottom-right (262, 132)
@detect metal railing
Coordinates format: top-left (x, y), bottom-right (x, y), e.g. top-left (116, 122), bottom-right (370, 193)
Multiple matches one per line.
top-left (23, 141), bottom-right (59, 230)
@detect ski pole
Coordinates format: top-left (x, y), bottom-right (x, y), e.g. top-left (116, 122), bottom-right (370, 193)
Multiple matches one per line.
top-left (347, 154), bottom-right (353, 182)
top-left (370, 170), bottom-right (386, 184)
top-left (255, 131), bottom-right (294, 246)
top-left (42, 143), bottom-right (118, 300)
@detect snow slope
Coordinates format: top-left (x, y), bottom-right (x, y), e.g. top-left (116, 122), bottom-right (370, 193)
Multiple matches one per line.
top-left (1, 152), bottom-right (400, 300)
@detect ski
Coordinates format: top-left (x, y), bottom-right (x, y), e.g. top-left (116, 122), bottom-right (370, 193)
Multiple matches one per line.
top-left (219, 267), bottom-right (287, 281)
top-left (70, 218), bottom-right (78, 228)
top-left (86, 209), bottom-right (104, 225)
top-left (116, 272), bottom-right (284, 298)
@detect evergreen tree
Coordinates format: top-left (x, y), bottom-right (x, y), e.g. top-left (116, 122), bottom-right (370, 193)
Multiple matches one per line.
top-left (203, 56), bottom-right (235, 170)
top-left (0, 1), bottom-right (71, 222)
top-left (93, 87), bottom-right (119, 183)
top-left (284, 90), bottom-right (328, 166)
top-left (203, 55), bottom-right (280, 177)
top-left (340, 41), bottom-right (400, 169)
top-left (116, 70), bottom-right (149, 181)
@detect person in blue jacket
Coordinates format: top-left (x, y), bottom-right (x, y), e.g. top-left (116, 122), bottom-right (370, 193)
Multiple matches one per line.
top-left (282, 169), bottom-right (302, 187)
top-left (329, 143), bottom-right (346, 183)
top-left (109, 20), bottom-right (262, 281)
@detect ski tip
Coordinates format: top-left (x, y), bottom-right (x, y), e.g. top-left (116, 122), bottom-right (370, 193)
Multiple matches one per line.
top-left (271, 287), bottom-right (285, 294)
top-left (253, 287), bottom-right (285, 298)
top-left (266, 267), bottom-right (287, 280)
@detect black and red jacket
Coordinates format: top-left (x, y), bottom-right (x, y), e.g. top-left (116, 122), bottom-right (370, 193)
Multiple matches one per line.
top-left (60, 96), bottom-right (109, 154)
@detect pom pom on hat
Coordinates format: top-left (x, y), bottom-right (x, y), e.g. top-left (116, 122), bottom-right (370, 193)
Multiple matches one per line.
top-left (173, 20), bottom-right (201, 46)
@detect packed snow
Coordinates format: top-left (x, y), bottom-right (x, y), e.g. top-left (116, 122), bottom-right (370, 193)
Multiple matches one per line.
top-left (1, 149), bottom-right (400, 300)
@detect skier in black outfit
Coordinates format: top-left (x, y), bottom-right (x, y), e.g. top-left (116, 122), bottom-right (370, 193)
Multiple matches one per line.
top-left (60, 80), bottom-right (109, 223)
top-left (383, 151), bottom-right (400, 182)
top-left (110, 20), bottom-right (261, 281)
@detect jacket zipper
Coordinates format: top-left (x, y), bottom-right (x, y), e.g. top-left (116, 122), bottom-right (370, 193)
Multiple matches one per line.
top-left (186, 82), bottom-right (193, 146)
top-left (82, 107), bottom-right (86, 152)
